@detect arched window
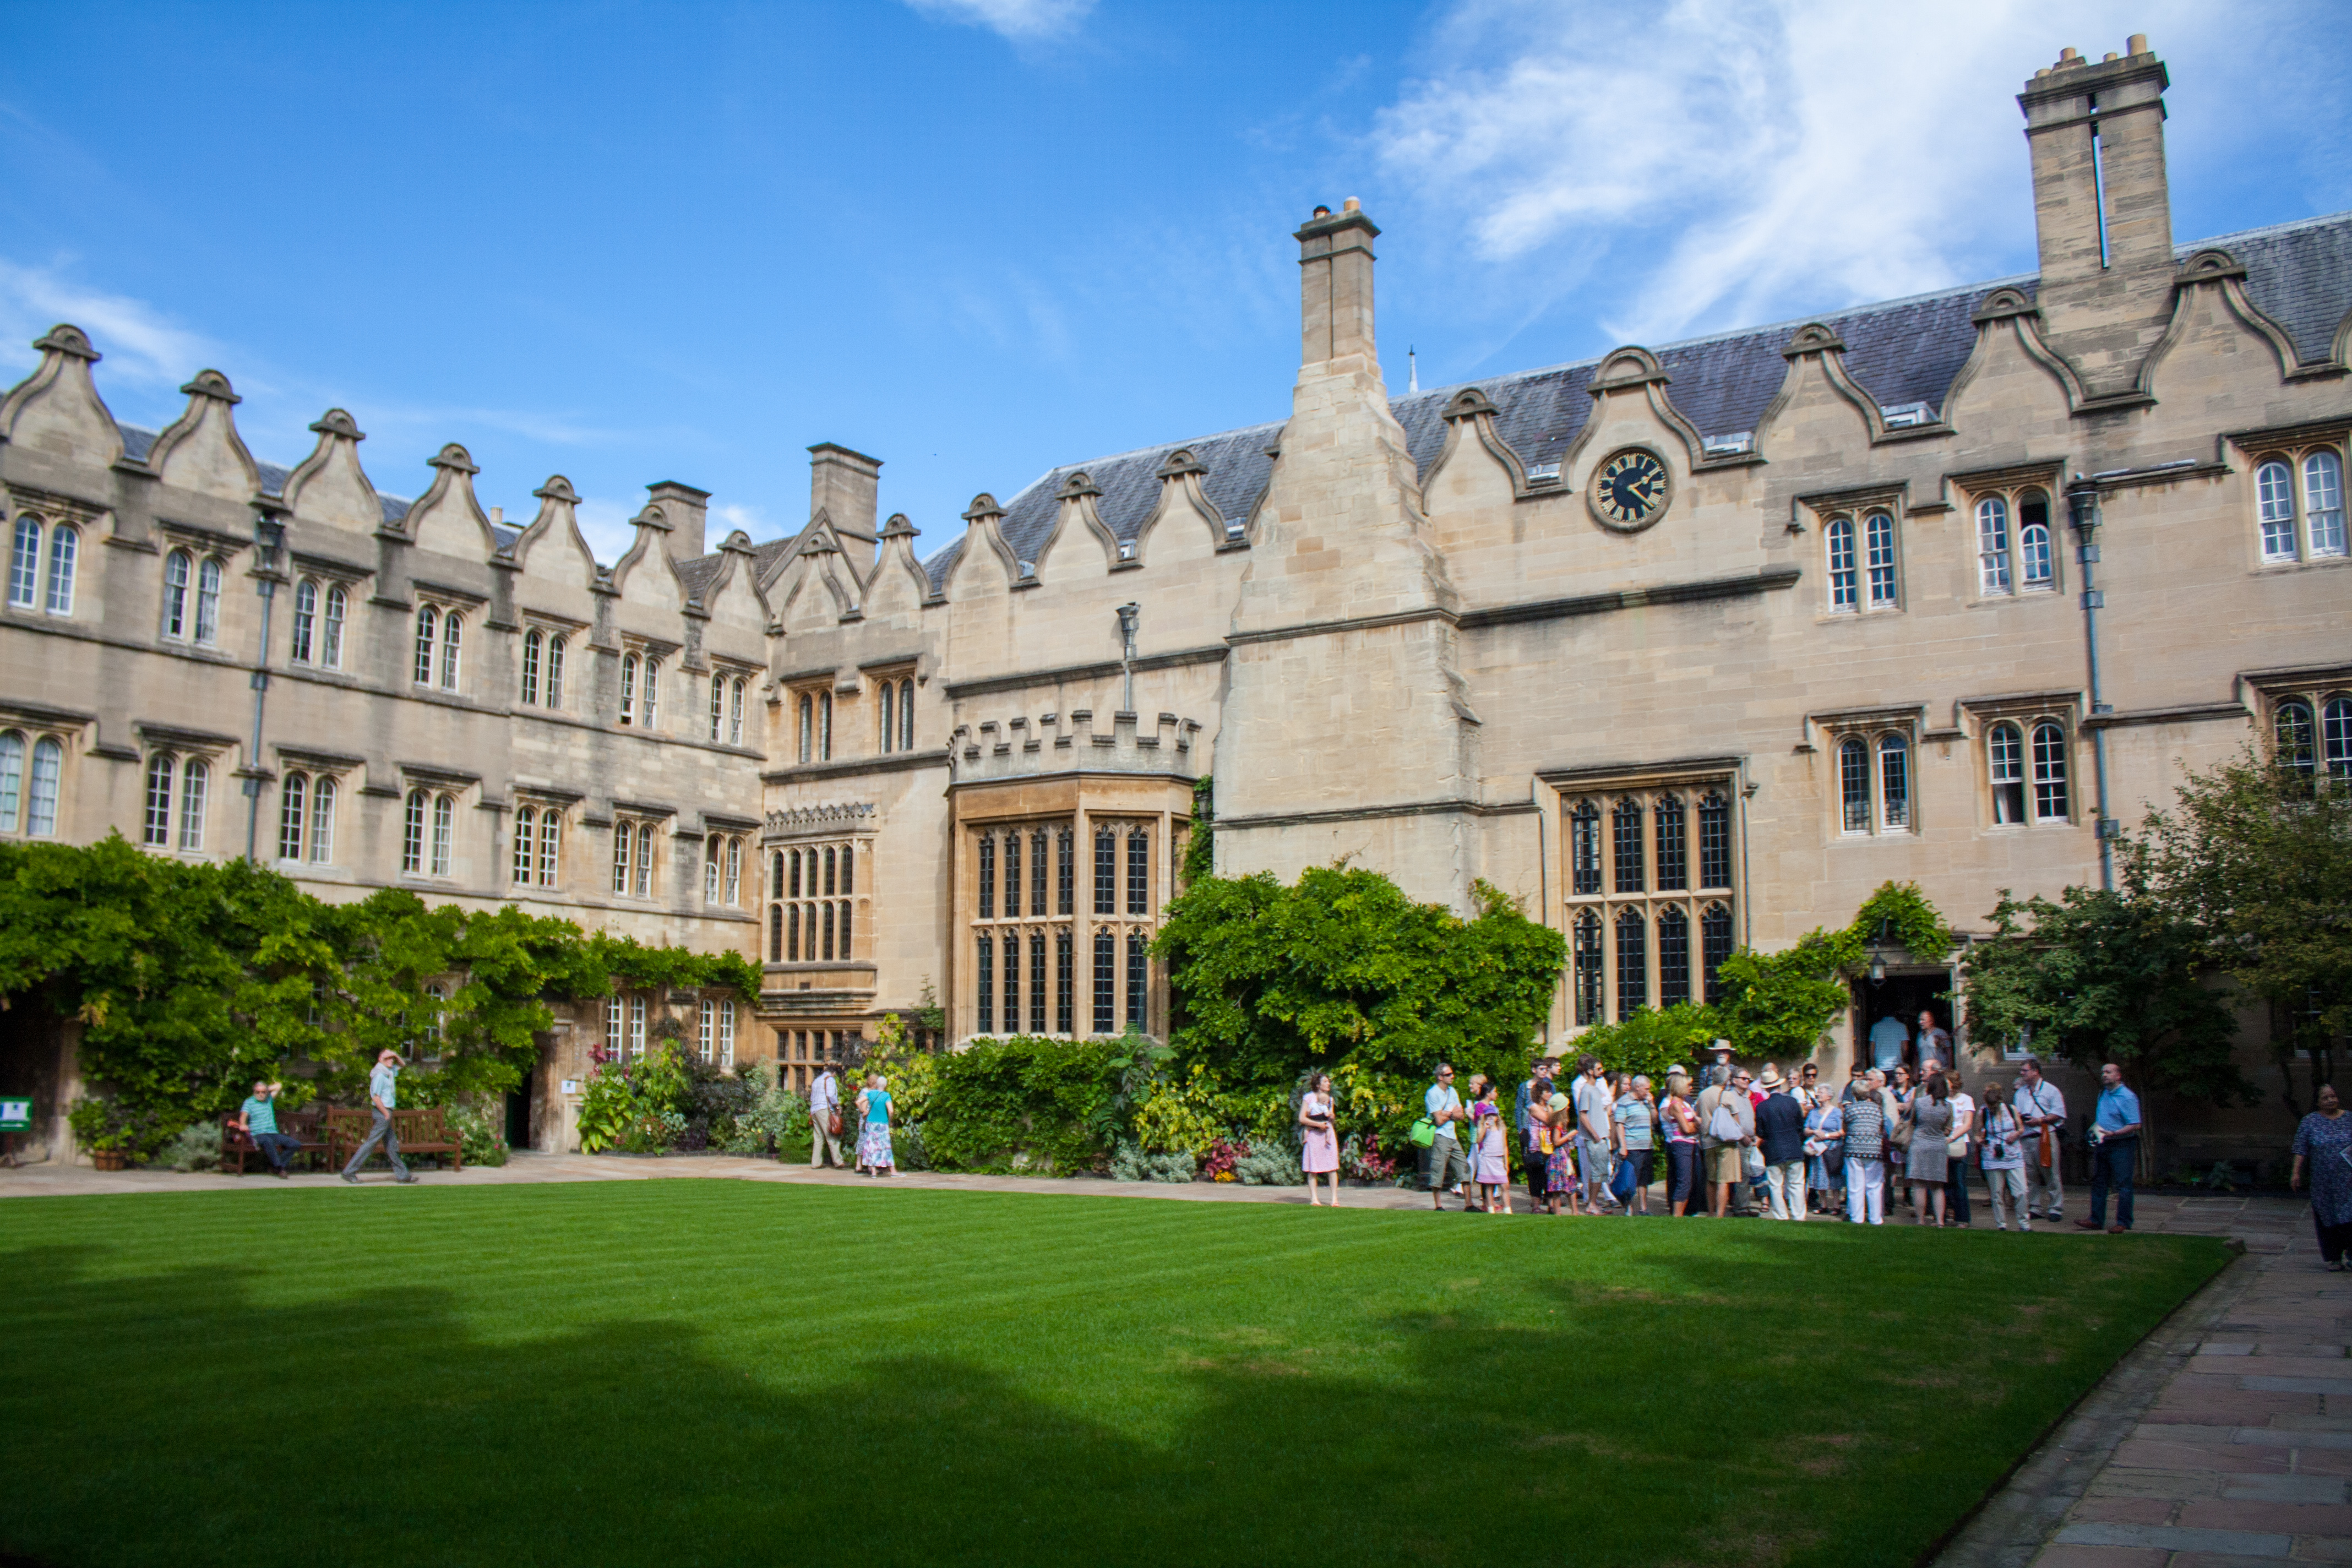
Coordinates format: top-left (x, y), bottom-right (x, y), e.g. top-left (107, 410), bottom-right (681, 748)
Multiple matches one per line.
top-left (787, 901), bottom-right (802, 962)
top-left (291, 580), bottom-right (318, 663)
top-left (144, 754), bottom-right (176, 847)
top-left (818, 692), bottom-right (831, 760)
top-left (899, 678), bottom-right (914, 752)
top-left (322, 585), bottom-right (347, 668)
top-left (515, 807), bottom-right (538, 884)
top-left (1701, 902), bottom-right (1734, 1004)
top-left (1611, 797), bottom-right (1644, 892)
top-left (1657, 906), bottom-right (1690, 1007)
top-left (1126, 931), bottom-right (1148, 1030)
top-left (1654, 794), bottom-right (1686, 891)
top-left (307, 775), bottom-right (333, 863)
top-left (1572, 910), bottom-right (1603, 1026)
top-left (1825, 516), bottom-right (1856, 611)
top-left (1697, 792), bottom-right (1731, 888)
top-left (1092, 928), bottom-right (1116, 1034)
top-left (431, 793), bottom-right (454, 875)
top-left (162, 550), bottom-right (192, 637)
top-left (1989, 723), bottom-right (2027, 825)
top-left (619, 654), bottom-right (639, 724)
top-left (2325, 696), bottom-right (2352, 785)
top-left (1029, 829), bottom-right (1048, 914)
top-left (797, 694), bottom-right (813, 762)
top-left (1613, 906), bottom-right (1646, 1021)
top-left (413, 606), bottom-right (438, 685)
top-left (1879, 733), bottom-right (1910, 830)
top-left (633, 819), bottom-right (652, 897)
top-left (181, 759), bottom-right (209, 852)
top-left (0, 731), bottom-right (22, 832)
top-left (43, 524), bottom-right (76, 614)
top-left (704, 837), bottom-right (722, 903)
top-left (27, 737), bottom-right (61, 835)
top-left (2258, 460), bottom-right (2298, 561)
top-left (404, 789), bottom-right (428, 873)
top-left (976, 935), bottom-right (995, 1032)
top-left (2020, 519), bottom-right (2053, 588)
top-left (1838, 736), bottom-right (1870, 833)
top-left (194, 557), bottom-right (222, 644)
top-left (878, 680), bottom-right (894, 754)
top-left (279, 772), bottom-right (307, 861)
top-left (1128, 827), bottom-right (1150, 914)
top-left (7, 516), bottom-right (37, 608)
top-left (726, 836), bottom-right (742, 905)
top-left (2031, 722), bottom-right (2070, 821)
top-left (612, 820), bottom-right (633, 894)
top-left (729, 678), bottom-right (745, 745)
top-left (2277, 700), bottom-right (2317, 782)
top-left (709, 674), bottom-right (725, 741)
top-left (545, 635), bottom-right (564, 707)
top-left (1975, 496), bottom-right (2012, 594)
top-left (2307, 451), bottom-right (2348, 557)
top-left (1094, 827), bottom-right (1116, 913)
top-left (537, 808), bottom-right (559, 885)
top-left (1864, 512), bottom-right (1896, 607)
top-left (1569, 799), bottom-right (1600, 895)
top-left (439, 612), bottom-right (463, 691)
top-left (521, 630), bottom-right (543, 704)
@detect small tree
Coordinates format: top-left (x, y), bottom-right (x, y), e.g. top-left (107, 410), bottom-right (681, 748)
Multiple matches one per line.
top-left (1712, 929), bottom-right (1859, 1062)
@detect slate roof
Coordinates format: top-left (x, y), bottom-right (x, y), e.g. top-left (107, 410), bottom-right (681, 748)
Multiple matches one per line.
top-left (918, 211), bottom-right (2352, 593)
top-left (116, 421), bottom-right (437, 541)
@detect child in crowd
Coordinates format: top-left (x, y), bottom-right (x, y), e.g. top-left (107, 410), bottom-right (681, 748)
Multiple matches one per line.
top-left (1473, 1095), bottom-right (1513, 1215)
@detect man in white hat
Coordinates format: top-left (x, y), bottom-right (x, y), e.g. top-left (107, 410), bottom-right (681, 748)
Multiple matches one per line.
top-left (1754, 1065), bottom-right (1809, 1219)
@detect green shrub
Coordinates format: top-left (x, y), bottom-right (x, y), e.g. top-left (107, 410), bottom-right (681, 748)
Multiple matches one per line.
top-left (718, 1065), bottom-right (811, 1157)
top-left (1231, 1137), bottom-right (1304, 1186)
top-left (447, 1104), bottom-right (510, 1167)
top-left (1569, 1002), bottom-right (1722, 1080)
top-left (1109, 1138), bottom-right (1196, 1183)
top-left (151, 1120), bottom-right (221, 1172)
top-left (921, 1036), bottom-right (1117, 1174)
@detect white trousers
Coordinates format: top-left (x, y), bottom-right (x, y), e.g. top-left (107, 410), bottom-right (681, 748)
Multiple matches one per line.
top-left (1765, 1161), bottom-right (1806, 1219)
top-left (810, 1110), bottom-right (845, 1168)
top-left (2024, 1149), bottom-right (2064, 1218)
top-left (1845, 1158), bottom-right (1886, 1224)
top-left (1984, 1165), bottom-right (2029, 1228)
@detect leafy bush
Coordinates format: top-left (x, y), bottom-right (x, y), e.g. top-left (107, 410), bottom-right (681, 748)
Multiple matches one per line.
top-left (921, 1036), bottom-right (1117, 1174)
top-left (1231, 1136), bottom-right (1304, 1186)
top-left (447, 1104), bottom-right (510, 1167)
top-left (1339, 1133), bottom-right (1402, 1184)
top-left (578, 1042), bottom-right (693, 1155)
top-left (151, 1120), bottom-right (221, 1172)
top-left (1109, 1138), bottom-right (1196, 1183)
top-left (68, 1096), bottom-right (176, 1161)
top-left (717, 1065), bottom-right (811, 1157)
top-left (1569, 1002), bottom-right (1722, 1080)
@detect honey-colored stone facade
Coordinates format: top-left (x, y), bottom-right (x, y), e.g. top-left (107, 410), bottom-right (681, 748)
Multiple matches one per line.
top-left (3, 40), bottom-right (2346, 1169)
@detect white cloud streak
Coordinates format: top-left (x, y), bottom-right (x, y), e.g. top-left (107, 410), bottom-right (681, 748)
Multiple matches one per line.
top-left (1371, 0), bottom-right (2282, 346)
top-left (0, 256), bottom-right (215, 390)
top-left (903, 0), bottom-right (1093, 42)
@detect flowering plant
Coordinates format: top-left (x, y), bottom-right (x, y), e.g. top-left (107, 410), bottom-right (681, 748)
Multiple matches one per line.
top-left (1201, 1137), bottom-right (1245, 1182)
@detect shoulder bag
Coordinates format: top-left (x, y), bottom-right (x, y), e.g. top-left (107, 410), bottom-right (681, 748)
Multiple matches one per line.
top-left (1705, 1096), bottom-right (1744, 1145)
top-left (1889, 1097), bottom-right (1914, 1150)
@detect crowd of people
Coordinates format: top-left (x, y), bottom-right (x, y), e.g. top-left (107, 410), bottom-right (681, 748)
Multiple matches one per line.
top-left (1398, 1050), bottom-right (2151, 1232)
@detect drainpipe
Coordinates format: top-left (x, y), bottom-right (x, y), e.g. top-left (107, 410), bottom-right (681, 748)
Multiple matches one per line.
top-left (242, 503), bottom-right (289, 864)
top-left (2066, 480), bottom-right (2116, 891)
top-left (1115, 602), bottom-right (1140, 715)
top-left (1533, 776), bottom-right (1554, 1047)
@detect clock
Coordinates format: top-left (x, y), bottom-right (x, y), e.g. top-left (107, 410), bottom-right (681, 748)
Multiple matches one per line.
top-left (1587, 447), bottom-right (1672, 531)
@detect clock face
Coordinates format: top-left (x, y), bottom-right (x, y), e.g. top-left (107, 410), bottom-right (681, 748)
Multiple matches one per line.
top-left (1591, 448), bottom-right (1670, 529)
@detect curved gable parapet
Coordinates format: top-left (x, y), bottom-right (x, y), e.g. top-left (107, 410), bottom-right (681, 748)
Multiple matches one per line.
top-left (400, 443), bottom-right (503, 559)
top-left (2215, 212), bottom-right (2352, 370)
top-left (697, 533), bottom-right (773, 643)
top-left (512, 474), bottom-right (601, 591)
top-left (611, 503), bottom-right (692, 613)
top-left (864, 512), bottom-right (934, 616)
top-left (282, 408), bottom-right (384, 535)
top-left (143, 369), bottom-right (264, 505)
top-left (0, 323), bottom-right (126, 471)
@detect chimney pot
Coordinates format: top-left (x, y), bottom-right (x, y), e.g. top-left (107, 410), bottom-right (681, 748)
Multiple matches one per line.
top-left (2059, 45), bottom-right (2080, 61)
top-left (1342, 197), bottom-right (1360, 212)
top-left (1311, 204), bottom-right (1330, 217)
top-left (2127, 32), bottom-right (2148, 54)
top-left (2103, 51), bottom-right (2118, 61)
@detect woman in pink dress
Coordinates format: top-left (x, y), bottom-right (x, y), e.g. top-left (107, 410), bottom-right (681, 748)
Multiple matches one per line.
top-left (1299, 1072), bottom-right (1340, 1206)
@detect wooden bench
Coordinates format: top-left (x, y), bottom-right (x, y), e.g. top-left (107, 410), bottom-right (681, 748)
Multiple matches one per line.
top-left (326, 1106), bottom-right (465, 1172)
top-left (221, 1108), bottom-right (332, 1175)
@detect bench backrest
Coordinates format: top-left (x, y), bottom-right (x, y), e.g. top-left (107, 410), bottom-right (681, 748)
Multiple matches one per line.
top-left (324, 1106), bottom-right (451, 1142)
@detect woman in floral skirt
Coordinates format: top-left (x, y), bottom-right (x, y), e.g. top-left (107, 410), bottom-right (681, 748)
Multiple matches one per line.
top-left (856, 1071), bottom-right (895, 1177)
top-left (1299, 1071), bottom-right (1340, 1207)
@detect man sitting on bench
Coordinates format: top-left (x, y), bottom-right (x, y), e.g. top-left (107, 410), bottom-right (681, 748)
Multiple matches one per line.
top-left (235, 1080), bottom-right (301, 1179)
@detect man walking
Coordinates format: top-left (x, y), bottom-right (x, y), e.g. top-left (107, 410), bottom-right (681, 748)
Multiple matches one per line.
top-left (1754, 1067), bottom-right (1807, 1219)
top-left (2013, 1057), bottom-right (2068, 1224)
top-left (340, 1049), bottom-right (416, 1185)
top-left (1696, 1065), bottom-right (1757, 1218)
top-left (1573, 1057), bottom-right (1617, 1211)
top-left (2081, 1061), bottom-right (2142, 1234)
top-left (1424, 1063), bottom-right (1468, 1210)
top-left (233, 1079), bottom-right (300, 1179)
top-left (809, 1062), bottom-right (846, 1169)
top-left (1917, 1011), bottom-right (1954, 1072)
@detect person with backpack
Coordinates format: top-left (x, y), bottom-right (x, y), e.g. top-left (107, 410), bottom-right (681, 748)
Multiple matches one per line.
top-left (1695, 1065), bottom-right (1757, 1218)
top-left (1611, 1075), bottom-right (1657, 1215)
top-left (808, 1063), bottom-right (845, 1169)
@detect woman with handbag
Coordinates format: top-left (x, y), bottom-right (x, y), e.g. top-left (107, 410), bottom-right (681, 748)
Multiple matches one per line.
top-left (1889, 1064), bottom-right (1916, 1207)
top-left (1805, 1094), bottom-right (1844, 1218)
top-left (1979, 1084), bottom-right (2030, 1231)
top-left (1906, 1075), bottom-right (1954, 1226)
top-left (855, 1072), bottom-right (896, 1177)
top-left (1660, 1072), bottom-right (1700, 1217)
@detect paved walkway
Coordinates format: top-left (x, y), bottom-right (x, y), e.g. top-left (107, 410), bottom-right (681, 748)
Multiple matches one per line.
top-left (3, 1153), bottom-right (2328, 1564)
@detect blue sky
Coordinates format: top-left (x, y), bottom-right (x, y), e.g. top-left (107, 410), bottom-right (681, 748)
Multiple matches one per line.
top-left (3, 0), bottom-right (2346, 562)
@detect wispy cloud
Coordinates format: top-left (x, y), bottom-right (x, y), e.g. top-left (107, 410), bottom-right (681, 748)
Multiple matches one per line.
top-left (1370, 0), bottom-right (2288, 346)
top-left (903, 0), bottom-right (1092, 42)
top-left (0, 255), bottom-right (216, 390)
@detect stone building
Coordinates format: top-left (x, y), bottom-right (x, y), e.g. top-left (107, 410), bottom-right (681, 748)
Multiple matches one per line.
top-left (2, 37), bottom-right (2346, 1169)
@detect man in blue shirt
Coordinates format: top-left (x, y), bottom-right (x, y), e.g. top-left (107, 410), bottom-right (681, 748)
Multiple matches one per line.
top-left (340, 1048), bottom-right (418, 1185)
top-left (1423, 1063), bottom-right (1468, 1210)
top-left (2079, 1061), bottom-right (2142, 1233)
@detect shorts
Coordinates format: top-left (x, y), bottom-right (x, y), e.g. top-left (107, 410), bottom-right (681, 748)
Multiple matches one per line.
top-left (1623, 1148), bottom-right (1654, 1189)
top-left (1423, 1136), bottom-right (1468, 1193)
top-left (1704, 1144), bottom-right (1745, 1184)
top-left (1579, 1136), bottom-right (1613, 1183)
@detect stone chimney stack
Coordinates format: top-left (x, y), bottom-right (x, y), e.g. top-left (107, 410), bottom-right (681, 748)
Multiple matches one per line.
top-left (809, 443), bottom-right (883, 560)
top-left (1296, 197), bottom-right (1379, 370)
top-left (2019, 36), bottom-right (2176, 401)
top-left (645, 481), bottom-right (710, 560)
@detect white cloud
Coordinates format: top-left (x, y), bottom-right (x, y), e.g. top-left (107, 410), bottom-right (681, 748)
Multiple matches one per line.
top-left (1371, 0), bottom-right (2288, 346)
top-left (903, 0), bottom-right (1093, 42)
top-left (0, 256), bottom-right (216, 390)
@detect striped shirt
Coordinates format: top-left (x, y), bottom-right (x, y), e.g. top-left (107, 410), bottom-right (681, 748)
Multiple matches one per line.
top-left (240, 1096), bottom-right (277, 1136)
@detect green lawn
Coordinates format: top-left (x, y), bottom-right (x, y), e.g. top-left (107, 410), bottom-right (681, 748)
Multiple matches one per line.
top-left (0, 1183), bottom-right (2223, 1568)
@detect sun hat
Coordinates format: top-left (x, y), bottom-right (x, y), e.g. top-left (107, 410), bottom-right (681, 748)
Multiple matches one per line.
top-left (1757, 1065), bottom-right (1785, 1090)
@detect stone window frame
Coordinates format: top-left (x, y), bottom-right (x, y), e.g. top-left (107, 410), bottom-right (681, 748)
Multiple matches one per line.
top-left (2251, 667), bottom-right (2352, 788)
top-left (511, 795), bottom-right (570, 890)
top-left (703, 831), bottom-right (748, 908)
top-left (966, 813), bottom-right (1157, 1040)
top-left (706, 664), bottom-right (755, 745)
top-left (275, 767), bottom-right (340, 866)
top-left (287, 573), bottom-right (358, 670)
top-left (402, 786), bottom-right (462, 879)
top-left (1963, 695), bottom-right (2081, 830)
top-left (1813, 706), bottom-right (1921, 839)
top-left (769, 837), bottom-right (864, 963)
top-left (5, 509), bottom-right (79, 618)
top-left (141, 748), bottom-right (217, 856)
top-left (608, 813), bottom-right (660, 900)
top-left (793, 687), bottom-right (834, 763)
top-left (517, 618), bottom-right (581, 711)
top-left (2245, 438), bottom-right (2350, 567)
top-left (1553, 763), bottom-right (1740, 1030)
top-left (1955, 471), bottom-right (2063, 601)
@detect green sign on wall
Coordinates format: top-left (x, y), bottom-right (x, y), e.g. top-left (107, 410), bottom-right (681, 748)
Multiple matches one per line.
top-left (0, 1098), bottom-right (30, 1132)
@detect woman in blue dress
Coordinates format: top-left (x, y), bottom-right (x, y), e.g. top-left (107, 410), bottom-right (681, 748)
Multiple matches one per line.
top-left (2292, 1084), bottom-right (2352, 1268)
top-left (856, 1071), bottom-right (896, 1177)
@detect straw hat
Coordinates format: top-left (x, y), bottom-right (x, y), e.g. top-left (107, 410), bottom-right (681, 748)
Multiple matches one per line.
top-left (1757, 1064), bottom-right (1785, 1090)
